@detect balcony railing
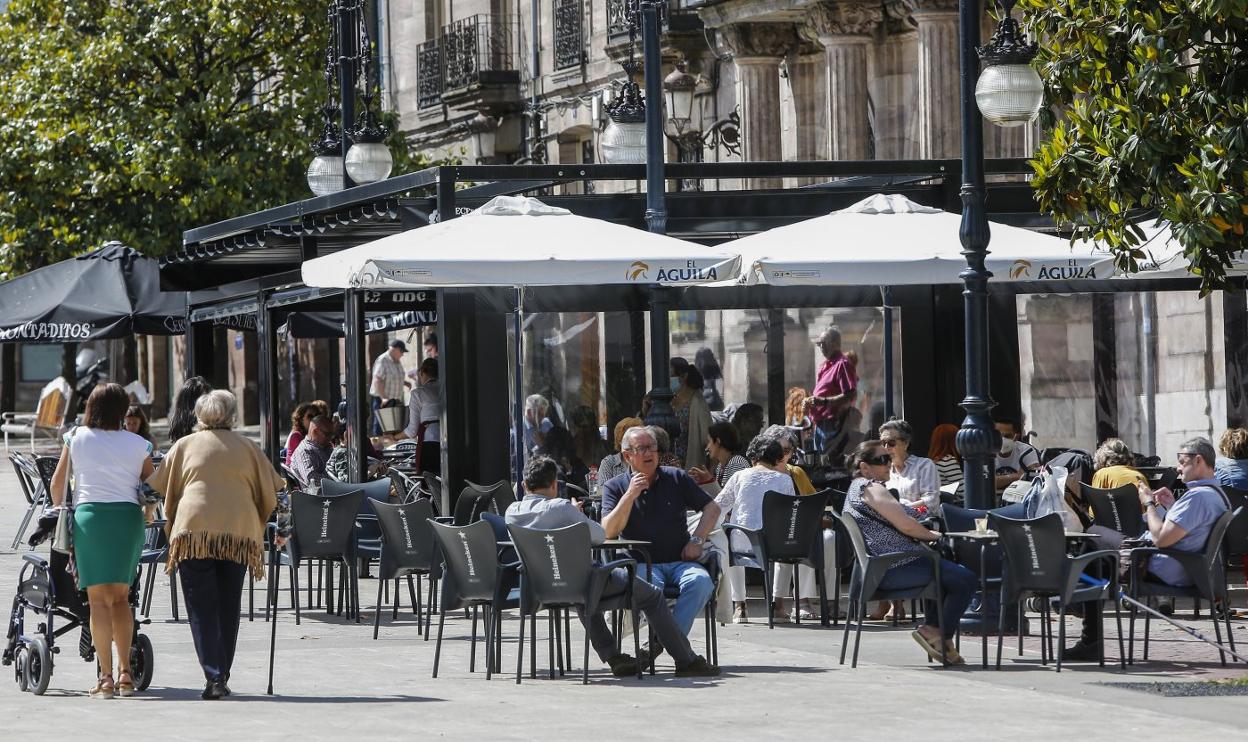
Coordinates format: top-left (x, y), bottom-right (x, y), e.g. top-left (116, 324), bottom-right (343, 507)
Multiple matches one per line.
top-left (553, 0), bottom-right (584, 71)
top-left (416, 38), bottom-right (442, 110)
top-left (443, 14), bottom-right (517, 91)
top-left (607, 0), bottom-right (670, 39)
top-left (416, 14), bottom-right (518, 110)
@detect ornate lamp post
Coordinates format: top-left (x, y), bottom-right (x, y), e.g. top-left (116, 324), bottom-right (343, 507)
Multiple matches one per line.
top-left (957, 0), bottom-right (1042, 507)
top-left (599, 1), bottom-right (679, 439)
top-left (306, 0), bottom-right (393, 196)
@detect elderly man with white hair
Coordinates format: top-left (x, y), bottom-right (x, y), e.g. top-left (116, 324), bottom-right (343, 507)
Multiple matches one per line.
top-left (601, 427), bottom-right (720, 650)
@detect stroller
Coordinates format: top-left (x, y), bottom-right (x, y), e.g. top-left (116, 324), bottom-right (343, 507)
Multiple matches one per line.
top-left (3, 541), bottom-right (154, 695)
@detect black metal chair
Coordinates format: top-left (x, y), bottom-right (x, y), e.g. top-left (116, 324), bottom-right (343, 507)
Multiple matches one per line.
top-left (988, 512), bottom-right (1124, 671)
top-left (286, 489), bottom-right (366, 623)
top-left (138, 519), bottom-right (180, 621)
top-left (1084, 483), bottom-right (1146, 538)
top-left (9, 453), bottom-right (47, 549)
top-left (831, 504), bottom-right (946, 668)
top-left (371, 499), bottom-right (440, 640)
top-left (508, 523), bottom-right (640, 684)
top-left (723, 490), bottom-right (831, 628)
top-left (1127, 507), bottom-right (1241, 666)
top-left (428, 519), bottom-right (520, 680)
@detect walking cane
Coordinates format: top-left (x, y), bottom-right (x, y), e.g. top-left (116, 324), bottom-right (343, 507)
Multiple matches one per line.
top-left (267, 498), bottom-right (292, 695)
top-left (1078, 573), bottom-right (1248, 664)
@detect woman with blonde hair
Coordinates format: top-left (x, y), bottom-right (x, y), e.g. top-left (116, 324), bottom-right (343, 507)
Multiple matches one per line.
top-left (1216, 428), bottom-right (1248, 490)
top-left (147, 389), bottom-right (284, 700)
top-left (1091, 438), bottom-right (1146, 489)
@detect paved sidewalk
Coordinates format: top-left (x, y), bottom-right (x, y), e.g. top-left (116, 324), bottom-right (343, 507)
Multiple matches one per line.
top-left (0, 462), bottom-right (1244, 741)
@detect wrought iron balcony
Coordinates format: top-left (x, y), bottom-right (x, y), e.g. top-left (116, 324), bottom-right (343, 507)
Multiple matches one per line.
top-left (443, 14), bottom-right (518, 91)
top-left (416, 14), bottom-right (520, 111)
top-left (554, 0), bottom-right (585, 71)
top-left (416, 38), bottom-right (442, 110)
top-left (607, 0), bottom-right (673, 40)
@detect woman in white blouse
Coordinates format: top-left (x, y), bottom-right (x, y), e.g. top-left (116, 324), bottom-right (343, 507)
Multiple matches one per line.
top-left (714, 435), bottom-right (795, 624)
top-left (879, 419), bottom-right (940, 511)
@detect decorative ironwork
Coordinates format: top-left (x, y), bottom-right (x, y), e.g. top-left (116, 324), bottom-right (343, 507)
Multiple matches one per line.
top-left (977, 1), bottom-right (1038, 66)
top-left (443, 14), bottom-right (515, 91)
top-left (554, 0), bottom-right (585, 70)
top-left (416, 38), bottom-right (442, 109)
top-left (607, 0), bottom-right (668, 39)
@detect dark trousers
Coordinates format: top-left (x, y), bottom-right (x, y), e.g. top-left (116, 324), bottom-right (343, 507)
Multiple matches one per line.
top-left (370, 396), bottom-right (382, 436)
top-left (580, 568), bottom-right (697, 667)
top-left (879, 558), bottom-right (978, 641)
top-left (179, 558), bottom-right (247, 683)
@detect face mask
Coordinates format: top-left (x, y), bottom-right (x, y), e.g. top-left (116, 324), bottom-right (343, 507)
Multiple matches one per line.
top-left (670, 376), bottom-right (682, 391)
top-left (999, 438), bottom-right (1016, 457)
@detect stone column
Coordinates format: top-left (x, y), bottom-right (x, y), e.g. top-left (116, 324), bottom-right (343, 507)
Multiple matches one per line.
top-left (806, 1), bottom-right (883, 161)
top-left (912, 0), bottom-right (961, 159)
top-left (789, 45), bottom-right (828, 163)
top-left (720, 23), bottom-right (796, 189)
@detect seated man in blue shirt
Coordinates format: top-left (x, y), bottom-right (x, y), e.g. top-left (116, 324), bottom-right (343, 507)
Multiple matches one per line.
top-left (601, 426), bottom-right (721, 649)
top-left (1066, 436), bottom-right (1230, 661)
top-left (506, 456), bottom-right (719, 677)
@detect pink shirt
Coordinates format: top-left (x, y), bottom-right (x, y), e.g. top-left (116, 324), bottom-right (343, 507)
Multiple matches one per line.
top-left (810, 352), bottom-right (857, 422)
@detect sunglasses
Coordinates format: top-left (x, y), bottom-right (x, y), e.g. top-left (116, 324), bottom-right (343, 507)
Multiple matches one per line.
top-left (881, 439), bottom-right (903, 448)
top-left (863, 454), bottom-right (891, 466)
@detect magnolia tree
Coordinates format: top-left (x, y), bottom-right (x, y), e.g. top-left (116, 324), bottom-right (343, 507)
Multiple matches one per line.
top-left (1023, 0), bottom-right (1248, 293)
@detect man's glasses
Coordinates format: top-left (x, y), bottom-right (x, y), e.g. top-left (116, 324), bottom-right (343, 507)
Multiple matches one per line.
top-left (1177, 452), bottom-right (1198, 465)
top-left (627, 445), bottom-right (658, 454)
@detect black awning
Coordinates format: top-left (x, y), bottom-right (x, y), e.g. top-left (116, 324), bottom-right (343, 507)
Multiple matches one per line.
top-left (0, 242), bottom-right (186, 342)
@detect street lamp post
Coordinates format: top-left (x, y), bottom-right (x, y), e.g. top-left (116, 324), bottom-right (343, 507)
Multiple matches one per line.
top-left (956, 0), bottom-right (1042, 511)
top-left (307, 0), bottom-right (394, 196)
top-left (601, 1), bottom-right (679, 439)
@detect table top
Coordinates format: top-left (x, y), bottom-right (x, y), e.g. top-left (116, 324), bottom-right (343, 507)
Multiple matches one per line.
top-left (944, 530), bottom-right (1097, 540)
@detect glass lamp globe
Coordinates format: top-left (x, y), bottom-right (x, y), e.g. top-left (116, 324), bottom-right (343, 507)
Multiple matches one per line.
top-left (975, 63), bottom-right (1044, 127)
top-left (600, 120), bottom-right (647, 164)
top-left (344, 142), bottom-right (394, 184)
top-left (306, 154), bottom-right (344, 196)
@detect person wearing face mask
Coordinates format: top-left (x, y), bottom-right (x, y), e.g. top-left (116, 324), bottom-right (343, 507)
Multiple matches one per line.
top-left (993, 417), bottom-right (1040, 493)
top-left (670, 358), bottom-right (713, 469)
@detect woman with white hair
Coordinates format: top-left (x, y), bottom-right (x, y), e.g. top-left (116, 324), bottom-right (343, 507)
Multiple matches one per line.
top-left (146, 389), bottom-right (284, 700)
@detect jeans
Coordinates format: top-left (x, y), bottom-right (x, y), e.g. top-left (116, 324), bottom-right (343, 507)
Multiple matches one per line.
top-left (369, 396), bottom-right (382, 436)
top-left (581, 568), bottom-right (696, 666)
top-left (813, 418), bottom-right (840, 456)
top-left (638, 561), bottom-right (714, 636)
top-left (878, 557), bottom-right (977, 641)
top-left (179, 558), bottom-right (247, 683)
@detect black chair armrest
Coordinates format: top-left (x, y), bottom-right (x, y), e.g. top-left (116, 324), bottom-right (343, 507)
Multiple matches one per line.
top-left (1061, 550), bottom-right (1119, 601)
top-left (721, 523), bottom-right (766, 568)
top-left (587, 558), bottom-right (637, 612)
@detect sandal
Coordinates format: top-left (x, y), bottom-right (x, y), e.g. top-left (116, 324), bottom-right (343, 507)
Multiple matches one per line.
top-left (116, 669), bottom-right (135, 697)
top-left (910, 630), bottom-right (945, 663)
top-left (795, 604), bottom-right (816, 620)
top-left (89, 673), bottom-right (115, 699)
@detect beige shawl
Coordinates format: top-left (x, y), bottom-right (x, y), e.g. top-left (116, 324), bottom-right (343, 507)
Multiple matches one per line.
top-left (147, 429), bottom-right (283, 579)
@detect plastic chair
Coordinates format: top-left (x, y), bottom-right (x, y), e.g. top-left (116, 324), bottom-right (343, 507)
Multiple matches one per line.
top-left (464, 479), bottom-right (515, 516)
top-left (429, 520), bottom-right (521, 680)
top-left (723, 490), bottom-right (831, 628)
top-left (287, 489), bottom-right (366, 623)
top-left (449, 484), bottom-right (498, 526)
top-left (831, 505), bottom-right (946, 668)
top-left (1127, 507), bottom-right (1241, 666)
top-left (508, 523), bottom-right (640, 684)
top-left (1084, 483), bottom-right (1146, 538)
top-left (371, 499), bottom-right (440, 640)
top-left (987, 512), bottom-right (1124, 671)
top-left (1223, 487), bottom-right (1248, 567)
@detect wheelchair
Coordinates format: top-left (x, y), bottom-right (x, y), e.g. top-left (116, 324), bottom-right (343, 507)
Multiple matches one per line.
top-left (3, 549), bottom-right (154, 695)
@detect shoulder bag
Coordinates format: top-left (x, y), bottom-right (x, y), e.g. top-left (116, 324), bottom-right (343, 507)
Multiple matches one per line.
top-left (51, 435), bottom-right (75, 555)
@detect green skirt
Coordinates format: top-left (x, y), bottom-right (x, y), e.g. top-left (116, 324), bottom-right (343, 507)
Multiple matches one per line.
top-left (72, 502), bottom-right (144, 589)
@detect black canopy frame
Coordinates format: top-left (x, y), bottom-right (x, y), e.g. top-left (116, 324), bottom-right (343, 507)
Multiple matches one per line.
top-left (167, 159), bottom-right (1248, 504)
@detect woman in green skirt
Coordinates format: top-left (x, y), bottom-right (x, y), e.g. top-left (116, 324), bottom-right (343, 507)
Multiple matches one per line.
top-left (50, 383), bottom-right (154, 699)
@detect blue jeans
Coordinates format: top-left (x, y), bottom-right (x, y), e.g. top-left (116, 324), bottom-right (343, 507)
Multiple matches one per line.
top-left (878, 557), bottom-right (978, 640)
top-left (639, 561), bottom-right (714, 637)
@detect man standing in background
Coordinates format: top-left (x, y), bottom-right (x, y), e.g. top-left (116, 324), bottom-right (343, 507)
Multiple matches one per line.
top-left (804, 326), bottom-right (858, 458)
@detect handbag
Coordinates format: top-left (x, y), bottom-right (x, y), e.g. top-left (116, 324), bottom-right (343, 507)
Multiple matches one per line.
top-left (51, 442), bottom-right (75, 555)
